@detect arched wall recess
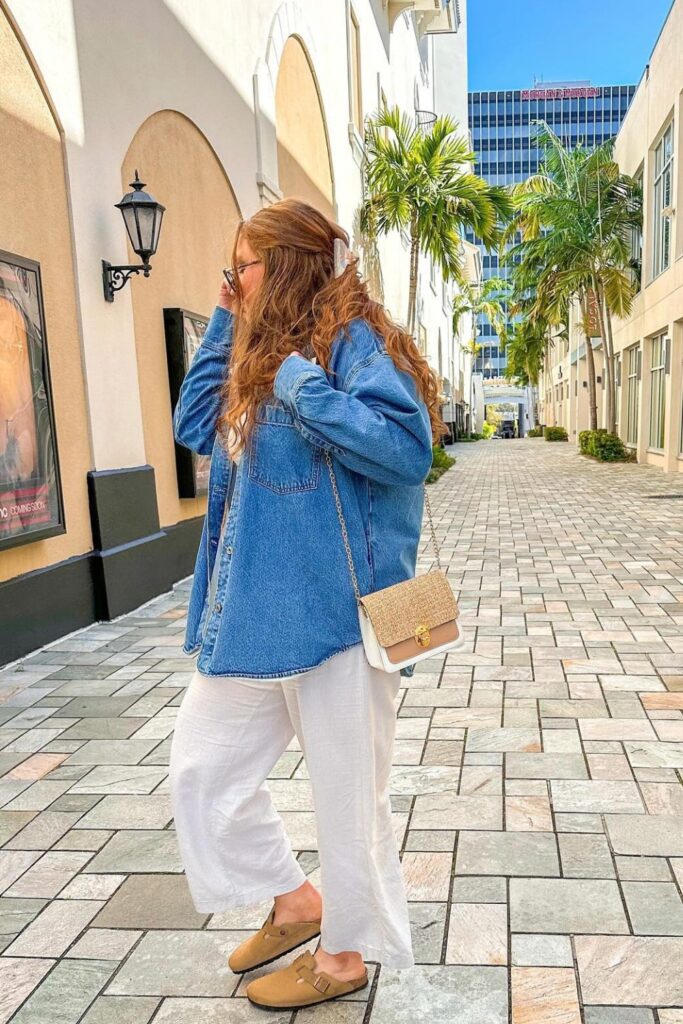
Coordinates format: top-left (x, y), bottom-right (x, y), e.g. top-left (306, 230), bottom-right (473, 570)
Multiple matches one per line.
top-left (253, 1), bottom-right (335, 215)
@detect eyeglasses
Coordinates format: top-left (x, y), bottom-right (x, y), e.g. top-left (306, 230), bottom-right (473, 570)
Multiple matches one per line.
top-left (223, 261), bottom-right (261, 292)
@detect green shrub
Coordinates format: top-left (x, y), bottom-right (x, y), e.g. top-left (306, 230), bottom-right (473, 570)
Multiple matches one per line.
top-left (579, 429), bottom-right (628, 461)
top-left (431, 444), bottom-right (455, 469)
top-left (544, 426), bottom-right (568, 442)
top-left (482, 422), bottom-right (496, 439)
top-left (426, 444), bottom-right (455, 483)
top-left (592, 431), bottom-right (627, 461)
top-left (527, 426), bottom-right (543, 438)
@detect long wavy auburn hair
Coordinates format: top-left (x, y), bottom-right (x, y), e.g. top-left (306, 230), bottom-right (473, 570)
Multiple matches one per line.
top-left (217, 197), bottom-right (448, 460)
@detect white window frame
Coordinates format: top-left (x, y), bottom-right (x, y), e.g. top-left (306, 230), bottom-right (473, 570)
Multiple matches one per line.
top-left (625, 344), bottom-right (640, 446)
top-left (348, 8), bottom-right (363, 138)
top-left (631, 167), bottom-right (643, 292)
top-left (648, 333), bottom-right (668, 450)
top-left (652, 123), bottom-right (674, 280)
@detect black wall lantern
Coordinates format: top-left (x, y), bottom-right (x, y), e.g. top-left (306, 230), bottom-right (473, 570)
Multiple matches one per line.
top-left (102, 171), bottom-right (165, 302)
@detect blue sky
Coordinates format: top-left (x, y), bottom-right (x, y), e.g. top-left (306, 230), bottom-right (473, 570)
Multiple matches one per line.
top-left (468, 0), bottom-right (675, 92)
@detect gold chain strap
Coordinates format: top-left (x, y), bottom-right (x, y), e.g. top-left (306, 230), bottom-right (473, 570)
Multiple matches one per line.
top-left (323, 449), bottom-right (443, 607)
top-left (422, 481), bottom-right (443, 572)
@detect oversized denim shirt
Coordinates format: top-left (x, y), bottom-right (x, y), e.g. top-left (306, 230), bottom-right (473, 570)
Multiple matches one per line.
top-left (172, 304), bottom-right (433, 679)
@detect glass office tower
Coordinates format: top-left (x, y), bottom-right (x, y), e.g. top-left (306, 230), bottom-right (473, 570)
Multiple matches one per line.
top-left (467, 82), bottom-right (636, 378)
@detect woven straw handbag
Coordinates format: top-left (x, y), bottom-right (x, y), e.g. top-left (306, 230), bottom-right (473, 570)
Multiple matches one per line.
top-left (324, 449), bottom-right (464, 673)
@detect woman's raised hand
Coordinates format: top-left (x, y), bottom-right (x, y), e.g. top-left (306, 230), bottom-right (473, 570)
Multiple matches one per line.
top-left (218, 277), bottom-right (237, 313)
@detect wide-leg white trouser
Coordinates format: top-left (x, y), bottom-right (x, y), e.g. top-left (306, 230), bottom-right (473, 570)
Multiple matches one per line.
top-left (168, 641), bottom-right (415, 969)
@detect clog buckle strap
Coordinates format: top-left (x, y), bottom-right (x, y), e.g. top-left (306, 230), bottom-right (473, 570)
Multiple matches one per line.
top-left (294, 952), bottom-right (331, 993)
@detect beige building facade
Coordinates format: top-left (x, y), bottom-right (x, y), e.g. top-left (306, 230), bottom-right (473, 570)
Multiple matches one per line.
top-left (539, 0), bottom-right (683, 473)
top-left (0, 0), bottom-right (468, 665)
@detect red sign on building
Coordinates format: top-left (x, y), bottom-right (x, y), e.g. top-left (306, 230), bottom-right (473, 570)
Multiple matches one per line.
top-left (521, 87), bottom-right (600, 101)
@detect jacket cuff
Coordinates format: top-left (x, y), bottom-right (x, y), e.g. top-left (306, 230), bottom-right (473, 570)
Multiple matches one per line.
top-left (202, 305), bottom-right (234, 353)
top-left (273, 352), bottom-right (324, 409)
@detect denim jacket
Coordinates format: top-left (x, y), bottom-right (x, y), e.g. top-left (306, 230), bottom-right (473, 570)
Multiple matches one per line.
top-left (172, 304), bottom-right (433, 678)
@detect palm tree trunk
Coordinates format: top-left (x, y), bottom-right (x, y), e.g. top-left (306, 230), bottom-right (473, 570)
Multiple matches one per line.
top-left (595, 282), bottom-right (616, 434)
top-left (602, 292), bottom-right (618, 432)
top-left (579, 291), bottom-right (598, 431)
top-left (604, 300), bottom-right (618, 435)
top-left (594, 290), bottom-right (613, 434)
top-left (407, 219), bottom-right (419, 337)
top-left (526, 357), bottom-right (536, 427)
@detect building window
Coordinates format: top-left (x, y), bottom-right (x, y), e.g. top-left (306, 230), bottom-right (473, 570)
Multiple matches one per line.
top-left (652, 123), bottom-right (673, 279)
top-left (349, 9), bottom-right (363, 136)
top-left (626, 344), bottom-right (640, 445)
top-left (649, 334), bottom-right (667, 450)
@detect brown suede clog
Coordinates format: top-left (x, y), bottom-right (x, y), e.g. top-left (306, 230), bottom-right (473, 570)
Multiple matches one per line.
top-left (227, 906), bottom-right (322, 974)
top-left (245, 949), bottom-right (369, 1009)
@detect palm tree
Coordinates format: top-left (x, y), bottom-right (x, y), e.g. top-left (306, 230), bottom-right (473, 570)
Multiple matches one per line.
top-left (504, 125), bottom-right (642, 432)
top-left (497, 271), bottom-right (558, 426)
top-left (451, 290), bottom-right (473, 340)
top-left (361, 106), bottom-right (512, 335)
top-left (452, 276), bottom-right (510, 379)
top-left (585, 147), bottom-right (642, 432)
top-left (452, 276), bottom-right (510, 340)
top-left (502, 251), bottom-right (562, 374)
top-left (502, 317), bottom-right (550, 390)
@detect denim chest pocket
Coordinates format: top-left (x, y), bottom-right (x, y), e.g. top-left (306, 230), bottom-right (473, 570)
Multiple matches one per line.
top-left (247, 399), bottom-right (322, 493)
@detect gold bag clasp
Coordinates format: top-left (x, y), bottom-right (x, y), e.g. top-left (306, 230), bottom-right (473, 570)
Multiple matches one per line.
top-left (415, 623), bottom-right (431, 647)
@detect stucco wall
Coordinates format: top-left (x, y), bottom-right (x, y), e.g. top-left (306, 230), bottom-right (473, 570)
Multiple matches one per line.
top-left (275, 36), bottom-right (334, 217)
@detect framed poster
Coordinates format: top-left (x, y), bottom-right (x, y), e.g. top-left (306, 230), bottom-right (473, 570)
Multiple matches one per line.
top-left (164, 307), bottom-right (211, 498)
top-left (0, 250), bottom-right (65, 551)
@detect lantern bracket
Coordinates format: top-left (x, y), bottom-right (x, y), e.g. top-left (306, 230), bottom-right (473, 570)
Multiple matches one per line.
top-left (102, 260), bottom-right (152, 302)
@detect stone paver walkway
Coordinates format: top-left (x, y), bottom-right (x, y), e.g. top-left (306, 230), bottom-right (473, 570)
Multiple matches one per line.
top-left (1, 438), bottom-right (683, 1023)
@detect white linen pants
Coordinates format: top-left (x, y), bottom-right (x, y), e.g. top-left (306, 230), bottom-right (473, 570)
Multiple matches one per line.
top-left (168, 641), bottom-right (415, 969)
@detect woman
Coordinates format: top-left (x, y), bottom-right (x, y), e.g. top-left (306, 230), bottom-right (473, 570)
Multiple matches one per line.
top-left (169, 198), bottom-right (447, 1011)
